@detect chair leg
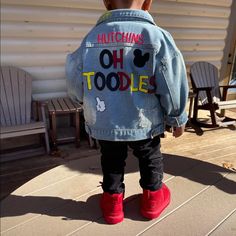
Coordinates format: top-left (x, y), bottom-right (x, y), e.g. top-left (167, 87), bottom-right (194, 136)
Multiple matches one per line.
top-left (188, 96), bottom-right (194, 119)
top-left (75, 111), bottom-right (80, 147)
top-left (44, 130), bottom-right (50, 154)
top-left (192, 96), bottom-right (199, 124)
top-left (209, 108), bottom-right (217, 127)
top-left (51, 112), bottom-right (57, 148)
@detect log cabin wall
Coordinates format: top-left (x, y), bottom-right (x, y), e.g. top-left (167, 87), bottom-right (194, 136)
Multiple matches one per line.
top-left (1, 0), bottom-right (234, 100)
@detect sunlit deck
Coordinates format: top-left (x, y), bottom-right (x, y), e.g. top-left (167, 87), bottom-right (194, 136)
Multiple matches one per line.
top-left (1, 111), bottom-right (236, 236)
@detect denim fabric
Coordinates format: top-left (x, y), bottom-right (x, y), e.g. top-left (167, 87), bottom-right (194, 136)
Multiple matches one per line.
top-left (66, 9), bottom-right (189, 141)
top-left (99, 136), bottom-right (163, 193)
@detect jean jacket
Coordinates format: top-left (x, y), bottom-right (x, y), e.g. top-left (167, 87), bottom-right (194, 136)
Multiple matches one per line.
top-left (66, 9), bottom-right (189, 141)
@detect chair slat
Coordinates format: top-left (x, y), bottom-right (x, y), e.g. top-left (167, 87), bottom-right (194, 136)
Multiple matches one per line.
top-left (58, 97), bottom-right (70, 112)
top-left (0, 70), bottom-right (9, 126)
top-left (25, 73), bottom-right (32, 123)
top-left (64, 97), bottom-right (76, 111)
top-left (18, 69), bottom-right (27, 124)
top-left (0, 103), bottom-right (7, 126)
top-left (0, 122), bottom-right (46, 134)
top-left (1, 67), bottom-right (16, 125)
top-left (200, 62), bottom-right (206, 87)
top-left (10, 67), bottom-right (21, 125)
top-left (47, 100), bottom-right (56, 113)
top-left (51, 99), bottom-right (63, 112)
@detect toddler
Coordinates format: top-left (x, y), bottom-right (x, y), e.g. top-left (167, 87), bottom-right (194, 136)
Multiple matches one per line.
top-left (66, 0), bottom-right (189, 224)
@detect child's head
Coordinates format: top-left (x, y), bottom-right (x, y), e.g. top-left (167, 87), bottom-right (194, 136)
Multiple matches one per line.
top-left (103, 0), bottom-right (152, 11)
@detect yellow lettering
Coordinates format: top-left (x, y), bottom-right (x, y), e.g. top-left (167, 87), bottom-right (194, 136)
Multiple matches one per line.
top-left (83, 72), bottom-right (95, 90)
top-left (130, 73), bottom-right (138, 92)
top-left (139, 76), bottom-right (148, 93)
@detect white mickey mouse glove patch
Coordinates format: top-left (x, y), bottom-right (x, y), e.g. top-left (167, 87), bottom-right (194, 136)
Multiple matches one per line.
top-left (96, 97), bottom-right (106, 112)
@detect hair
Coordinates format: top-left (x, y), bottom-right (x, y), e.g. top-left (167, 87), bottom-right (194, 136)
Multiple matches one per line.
top-left (119, 0), bottom-right (135, 7)
top-left (104, 0), bottom-right (151, 11)
top-left (108, 0), bottom-right (144, 9)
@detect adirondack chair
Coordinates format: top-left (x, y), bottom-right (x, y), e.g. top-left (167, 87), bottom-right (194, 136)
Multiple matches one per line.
top-left (0, 66), bottom-right (50, 156)
top-left (190, 61), bottom-right (236, 128)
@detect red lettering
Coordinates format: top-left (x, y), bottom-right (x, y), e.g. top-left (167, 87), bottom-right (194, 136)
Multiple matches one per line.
top-left (118, 72), bottom-right (131, 91)
top-left (131, 33), bottom-right (140, 44)
top-left (98, 32), bottom-right (144, 44)
top-left (111, 32), bottom-right (115, 43)
top-left (116, 32), bottom-right (123, 42)
top-left (148, 76), bottom-right (157, 94)
top-left (107, 33), bottom-right (112, 43)
top-left (97, 34), bottom-right (103, 44)
top-left (138, 34), bottom-right (144, 45)
top-left (113, 49), bottom-right (124, 69)
top-left (103, 34), bottom-right (109, 44)
top-left (122, 32), bottom-right (130, 43)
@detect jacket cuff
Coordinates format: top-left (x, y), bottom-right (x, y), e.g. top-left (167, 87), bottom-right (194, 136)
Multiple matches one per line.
top-left (166, 112), bottom-right (188, 127)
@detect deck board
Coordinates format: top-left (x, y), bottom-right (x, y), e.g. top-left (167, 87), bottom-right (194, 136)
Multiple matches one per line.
top-left (1, 110), bottom-right (236, 236)
top-left (140, 173), bottom-right (236, 236)
top-left (210, 210), bottom-right (236, 236)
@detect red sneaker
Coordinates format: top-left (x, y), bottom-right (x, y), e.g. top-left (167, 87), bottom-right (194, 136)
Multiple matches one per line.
top-left (141, 183), bottom-right (171, 219)
top-left (100, 192), bottom-right (124, 224)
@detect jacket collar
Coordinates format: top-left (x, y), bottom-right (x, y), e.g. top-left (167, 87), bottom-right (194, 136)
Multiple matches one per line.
top-left (97, 9), bottom-right (156, 26)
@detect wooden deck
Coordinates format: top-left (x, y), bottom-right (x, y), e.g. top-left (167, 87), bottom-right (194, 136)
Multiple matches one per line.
top-left (0, 111), bottom-right (236, 236)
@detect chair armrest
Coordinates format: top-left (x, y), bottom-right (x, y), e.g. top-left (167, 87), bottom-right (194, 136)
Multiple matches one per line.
top-left (219, 85), bottom-right (236, 89)
top-left (220, 85), bottom-right (236, 101)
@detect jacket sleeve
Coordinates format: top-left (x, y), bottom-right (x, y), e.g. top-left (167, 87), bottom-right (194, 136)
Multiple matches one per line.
top-left (155, 49), bottom-right (189, 127)
top-left (65, 46), bottom-right (84, 103)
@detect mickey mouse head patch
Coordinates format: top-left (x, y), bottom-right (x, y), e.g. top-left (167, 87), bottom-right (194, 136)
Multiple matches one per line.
top-left (133, 49), bottom-right (150, 68)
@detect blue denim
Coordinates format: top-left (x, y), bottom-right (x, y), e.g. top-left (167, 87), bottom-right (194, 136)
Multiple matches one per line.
top-left (66, 9), bottom-right (189, 141)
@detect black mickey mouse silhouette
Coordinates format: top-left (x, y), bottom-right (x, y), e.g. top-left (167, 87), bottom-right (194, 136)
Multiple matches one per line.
top-left (133, 49), bottom-right (150, 68)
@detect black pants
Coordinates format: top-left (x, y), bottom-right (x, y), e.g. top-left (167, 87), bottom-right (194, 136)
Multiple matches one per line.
top-left (99, 136), bottom-right (163, 194)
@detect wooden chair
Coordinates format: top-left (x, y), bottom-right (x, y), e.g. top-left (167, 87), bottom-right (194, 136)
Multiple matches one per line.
top-left (0, 66), bottom-right (50, 157)
top-left (190, 61), bottom-right (236, 128)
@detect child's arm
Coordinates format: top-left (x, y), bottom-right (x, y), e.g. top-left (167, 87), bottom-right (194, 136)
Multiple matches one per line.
top-left (65, 46), bottom-right (84, 103)
top-left (155, 49), bottom-right (189, 138)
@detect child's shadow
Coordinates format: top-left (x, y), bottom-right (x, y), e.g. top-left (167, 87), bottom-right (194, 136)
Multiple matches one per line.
top-left (1, 193), bottom-right (107, 224)
top-left (1, 193), bottom-right (150, 223)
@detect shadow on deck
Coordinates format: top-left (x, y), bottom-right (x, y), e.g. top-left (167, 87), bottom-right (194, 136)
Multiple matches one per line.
top-left (1, 111), bottom-right (236, 236)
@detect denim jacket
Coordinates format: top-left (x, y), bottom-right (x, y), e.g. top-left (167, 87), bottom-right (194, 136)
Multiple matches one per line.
top-left (66, 9), bottom-right (189, 141)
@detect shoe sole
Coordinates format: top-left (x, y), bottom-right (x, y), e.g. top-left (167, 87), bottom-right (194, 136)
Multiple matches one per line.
top-left (103, 213), bottom-right (124, 224)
